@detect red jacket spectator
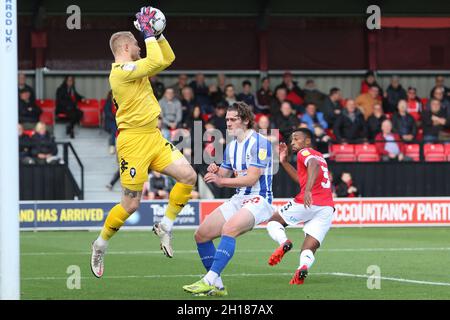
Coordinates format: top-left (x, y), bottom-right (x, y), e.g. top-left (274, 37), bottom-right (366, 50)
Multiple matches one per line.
top-left (374, 132), bottom-right (405, 157)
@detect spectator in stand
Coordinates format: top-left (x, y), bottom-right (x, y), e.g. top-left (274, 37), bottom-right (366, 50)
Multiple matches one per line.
top-left (170, 74), bottom-right (188, 99)
top-left (208, 84), bottom-right (223, 106)
top-left (367, 103), bottom-right (387, 142)
top-left (430, 75), bottom-right (450, 100)
top-left (143, 171), bottom-right (170, 200)
top-left (184, 105), bottom-right (205, 134)
top-left (300, 103), bottom-right (328, 132)
top-left (275, 71), bottom-right (304, 108)
top-left (55, 75), bottom-right (84, 139)
top-left (426, 86), bottom-right (450, 114)
top-left (30, 122), bottom-right (59, 164)
top-left (224, 84), bottom-right (237, 107)
top-left (237, 80), bottom-right (256, 111)
top-left (209, 103), bottom-right (227, 138)
top-left (255, 77), bottom-right (272, 114)
top-left (384, 76), bottom-right (407, 114)
top-left (180, 86), bottom-right (196, 126)
top-left (360, 70), bottom-right (383, 95)
top-left (336, 172), bottom-right (360, 197)
top-left (303, 79), bottom-right (326, 112)
top-left (18, 124), bottom-right (35, 164)
top-left (189, 73), bottom-right (210, 111)
top-left (18, 72), bottom-right (36, 104)
top-left (184, 105), bottom-right (206, 165)
top-left (321, 87), bottom-right (342, 127)
top-left (159, 87), bottom-right (182, 130)
top-left (208, 73), bottom-right (227, 106)
top-left (270, 87), bottom-right (287, 116)
top-left (422, 98), bottom-right (450, 142)
top-left (375, 119), bottom-right (407, 162)
top-left (392, 99), bottom-right (417, 142)
top-left (406, 86), bottom-right (422, 123)
top-left (256, 115), bottom-right (278, 143)
top-left (150, 76), bottom-right (165, 100)
top-left (103, 90), bottom-right (117, 155)
top-left (217, 73), bottom-right (227, 95)
top-left (313, 124), bottom-right (331, 156)
top-left (333, 99), bottom-right (367, 143)
top-left (356, 84), bottom-right (382, 120)
top-left (272, 101), bottom-right (299, 142)
top-left (19, 88), bottom-right (42, 130)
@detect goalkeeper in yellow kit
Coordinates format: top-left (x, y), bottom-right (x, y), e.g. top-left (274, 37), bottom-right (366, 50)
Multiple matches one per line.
top-left (90, 7), bottom-right (197, 278)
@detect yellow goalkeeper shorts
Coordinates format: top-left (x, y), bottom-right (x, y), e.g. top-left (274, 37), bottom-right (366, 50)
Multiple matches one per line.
top-left (116, 127), bottom-right (184, 192)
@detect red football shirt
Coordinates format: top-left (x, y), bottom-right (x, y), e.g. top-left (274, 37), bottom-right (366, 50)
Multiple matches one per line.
top-left (294, 148), bottom-right (334, 207)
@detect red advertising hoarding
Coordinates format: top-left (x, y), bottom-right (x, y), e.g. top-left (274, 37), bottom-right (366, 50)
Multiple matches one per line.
top-left (200, 198), bottom-right (450, 227)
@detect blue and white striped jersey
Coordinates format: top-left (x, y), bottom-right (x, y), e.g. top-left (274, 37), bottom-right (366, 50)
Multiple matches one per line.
top-left (220, 130), bottom-right (273, 203)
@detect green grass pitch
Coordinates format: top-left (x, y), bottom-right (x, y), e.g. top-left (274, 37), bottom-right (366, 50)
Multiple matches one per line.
top-left (20, 227), bottom-right (450, 300)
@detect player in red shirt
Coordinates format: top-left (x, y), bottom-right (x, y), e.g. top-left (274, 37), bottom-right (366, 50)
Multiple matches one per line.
top-left (266, 128), bottom-right (334, 285)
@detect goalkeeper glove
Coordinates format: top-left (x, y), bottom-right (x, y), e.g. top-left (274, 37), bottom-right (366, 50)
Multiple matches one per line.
top-left (135, 7), bottom-right (156, 39)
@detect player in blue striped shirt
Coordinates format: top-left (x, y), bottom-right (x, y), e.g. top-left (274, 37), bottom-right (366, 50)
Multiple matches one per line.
top-left (183, 102), bottom-right (274, 296)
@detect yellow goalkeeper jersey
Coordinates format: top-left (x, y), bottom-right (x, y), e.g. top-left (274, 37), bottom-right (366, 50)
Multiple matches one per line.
top-left (109, 37), bottom-right (175, 131)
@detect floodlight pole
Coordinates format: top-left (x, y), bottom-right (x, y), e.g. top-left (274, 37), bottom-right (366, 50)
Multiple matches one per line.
top-left (0, 0), bottom-right (20, 300)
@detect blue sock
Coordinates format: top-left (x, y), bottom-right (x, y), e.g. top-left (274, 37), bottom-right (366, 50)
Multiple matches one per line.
top-left (210, 235), bottom-right (236, 275)
top-left (197, 241), bottom-right (216, 271)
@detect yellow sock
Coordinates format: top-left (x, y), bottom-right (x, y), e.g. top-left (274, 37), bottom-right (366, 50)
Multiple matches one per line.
top-left (165, 182), bottom-right (194, 221)
top-left (100, 204), bottom-right (130, 241)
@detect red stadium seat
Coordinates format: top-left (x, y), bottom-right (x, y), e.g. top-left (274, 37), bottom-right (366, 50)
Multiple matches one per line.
top-left (404, 144), bottom-right (420, 162)
top-left (424, 143), bottom-right (445, 162)
top-left (79, 99), bottom-right (101, 127)
top-left (39, 110), bottom-right (55, 126)
top-left (23, 130), bottom-right (34, 137)
top-left (444, 144), bottom-right (450, 161)
top-left (354, 144), bottom-right (379, 162)
top-left (331, 144), bottom-right (356, 162)
top-left (416, 128), bottom-right (423, 141)
top-left (35, 99), bottom-right (56, 125)
top-left (35, 99), bottom-right (55, 111)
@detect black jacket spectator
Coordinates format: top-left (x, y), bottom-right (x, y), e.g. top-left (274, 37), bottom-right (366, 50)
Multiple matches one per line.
top-left (384, 78), bottom-right (407, 114)
top-left (19, 130), bottom-right (34, 164)
top-left (392, 112), bottom-right (417, 140)
top-left (209, 105), bottom-right (227, 138)
top-left (367, 113), bottom-right (387, 141)
top-left (30, 131), bottom-right (58, 161)
top-left (422, 108), bottom-right (449, 141)
top-left (272, 102), bottom-right (300, 142)
top-left (55, 76), bottom-right (84, 138)
top-left (256, 77), bottom-right (272, 114)
top-left (150, 77), bottom-right (165, 100)
top-left (19, 92), bottom-right (42, 125)
top-left (189, 74), bottom-right (211, 111)
top-left (333, 108), bottom-right (367, 142)
top-left (321, 89), bottom-right (342, 127)
top-left (18, 72), bottom-right (36, 104)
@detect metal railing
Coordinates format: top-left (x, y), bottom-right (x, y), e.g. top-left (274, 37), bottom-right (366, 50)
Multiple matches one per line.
top-left (58, 142), bottom-right (84, 199)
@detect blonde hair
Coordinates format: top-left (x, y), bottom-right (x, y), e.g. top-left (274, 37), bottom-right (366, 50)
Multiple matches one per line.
top-left (109, 31), bottom-right (135, 56)
top-left (35, 121), bottom-right (46, 132)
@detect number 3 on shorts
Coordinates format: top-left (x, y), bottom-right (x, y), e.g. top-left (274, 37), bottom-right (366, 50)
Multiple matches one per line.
top-left (321, 166), bottom-right (331, 189)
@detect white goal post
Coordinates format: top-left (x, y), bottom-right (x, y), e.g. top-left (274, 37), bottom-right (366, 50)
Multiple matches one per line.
top-left (0, 0), bottom-right (20, 300)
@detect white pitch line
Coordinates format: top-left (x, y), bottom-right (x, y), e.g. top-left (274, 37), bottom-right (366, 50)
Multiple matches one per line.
top-left (315, 272), bottom-right (450, 287)
top-left (22, 272), bottom-right (450, 287)
top-left (20, 247), bottom-right (450, 256)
